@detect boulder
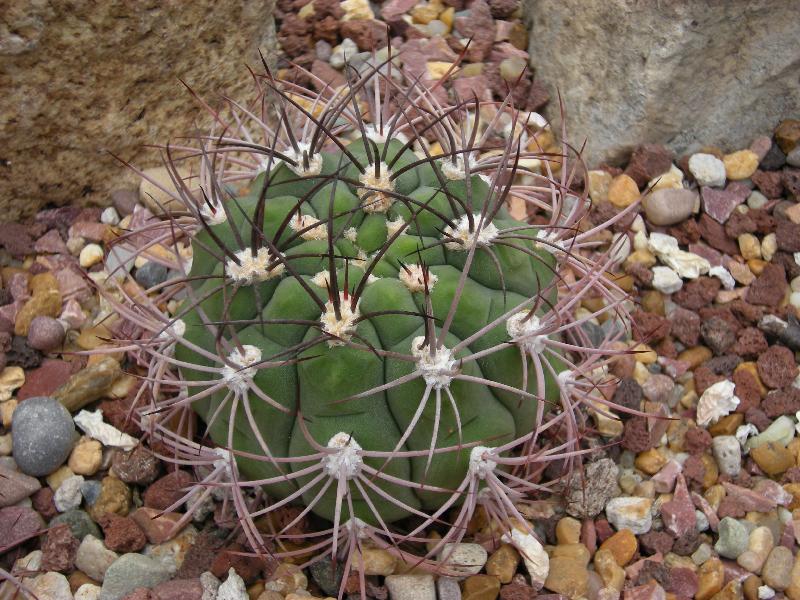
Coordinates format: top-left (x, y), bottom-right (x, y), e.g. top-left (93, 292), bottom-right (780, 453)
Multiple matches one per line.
top-left (0, 1), bottom-right (277, 220)
top-left (523, 0), bottom-right (800, 165)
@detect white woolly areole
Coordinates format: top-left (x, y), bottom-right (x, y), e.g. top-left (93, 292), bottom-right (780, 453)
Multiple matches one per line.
top-left (443, 214), bottom-right (498, 250)
top-left (344, 227), bottom-right (359, 243)
top-left (311, 270), bottom-right (331, 288)
top-left (344, 517), bottom-right (369, 539)
top-left (535, 228), bottom-right (566, 253)
top-left (289, 213), bottom-right (327, 240)
top-left (212, 447), bottom-right (235, 477)
top-left (225, 247), bottom-right (284, 284)
top-left (468, 446), bottom-right (497, 479)
top-left (412, 336), bottom-right (457, 389)
top-left (156, 318), bottom-right (186, 341)
top-left (358, 165), bottom-right (395, 213)
top-left (386, 216), bottom-right (408, 237)
top-left (399, 264), bottom-right (437, 293)
top-left (320, 293), bottom-right (360, 345)
top-left (323, 432), bottom-right (363, 479)
top-left (506, 311), bottom-right (547, 353)
top-left (364, 125), bottom-right (408, 145)
top-left (441, 154), bottom-right (476, 180)
top-left (284, 143), bottom-right (323, 177)
top-left (557, 369), bottom-right (576, 395)
top-left (221, 345), bottom-right (262, 393)
top-left (199, 201), bottom-right (227, 225)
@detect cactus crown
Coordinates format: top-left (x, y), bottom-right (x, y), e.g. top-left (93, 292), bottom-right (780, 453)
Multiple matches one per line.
top-left (109, 52), bottom-right (631, 575)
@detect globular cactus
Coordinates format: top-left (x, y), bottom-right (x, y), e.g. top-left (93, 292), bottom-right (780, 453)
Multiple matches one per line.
top-left (109, 54), bottom-right (632, 572)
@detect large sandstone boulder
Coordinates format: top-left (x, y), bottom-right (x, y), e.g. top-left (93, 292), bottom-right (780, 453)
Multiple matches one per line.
top-left (0, 1), bottom-right (276, 221)
top-left (524, 0), bottom-right (800, 166)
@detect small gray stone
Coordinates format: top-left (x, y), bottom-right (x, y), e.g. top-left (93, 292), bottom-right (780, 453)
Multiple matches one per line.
top-left (436, 576), bottom-right (461, 600)
top-left (134, 261), bottom-right (169, 290)
top-left (711, 435), bottom-right (741, 477)
top-left (762, 546), bottom-right (793, 591)
top-left (642, 188), bottom-right (698, 226)
top-left (82, 479), bottom-right (103, 506)
top-left (385, 574), bottom-right (436, 600)
top-left (12, 396), bottom-right (78, 476)
top-left (714, 517), bottom-right (749, 559)
top-left (309, 556), bottom-right (345, 596)
top-left (565, 457), bottom-right (619, 518)
top-left (100, 553), bottom-right (170, 600)
top-left (51, 508), bottom-right (102, 540)
top-left (439, 543), bottom-right (487, 577)
top-left (76, 534), bottom-right (119, 582)
top-left (315, 40), bottom-right (333, 61)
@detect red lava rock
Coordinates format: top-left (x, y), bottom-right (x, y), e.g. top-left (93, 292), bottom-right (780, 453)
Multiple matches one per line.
top-left (783, 168), bottom-right (800, 198)
top-left (682, 455), bottom-right (706, 488)
top-left (624, 144), bottom-right (673, 188)
top-left (31, 486), bottom-right (58, 520)
top-left (143, 470), bottom-right (194, 511)
top-left (668, 217), bottom-right (702, 246)
top-left (594, 518), bottom-right (614, 543)
top-left (500, 583), bottom-right (538, 600)
top-left (210, 543), bottom-right (267, 584)
top-left (763, 387), bottom-right (800, 417)
top-left (453, 0), bottom-right (496, 61)
top-left (176, 530), bottom-right (226, 579)
top-left (380, 0), bottom-right (417, 20)
top-left (639, 531), bottom-right (674, 556)
top-left (0, 223), bottom-right (36, 257)
top-left (622, 417), bottom-right (655, 453)
top-left (312, 15), bottom-right (339, 44)
top-left (611, 377), bottom-right (643, 418)
top-left (747, 263), bottom-right (788, 308)
top-left (700, 316), bottom-right (737, 355)
top-left (131, 508), bottom-right (184, 544)
top-left (452, 75), bottom-right (493, 103)
top-left (693, 365), bottom-right (725, 396)
top-left (776, 220), bottom-right (800, 252)
top-left (671, 528), bottom-right (701, 556)
top-left (745, 406), bottom-right (772, 432)
top-left (688, 242), bottom-right (724, 266)
top-left (684, 427), bottom-right (712, 455)
top-left (634, 561), bottom-right (671, 589)
top-left (733, 368), bottom-right (762, 413)
top-left (112, 445), bottom-right (161, 485)
top-left (702, 187), bottom-right (744, 224)
top-left (661, 475), bottom-right (695, 538)
top-left (150, 579), bottom-right (204, 600)
top-left (0, 506), bottom-right (45, 546)
top-left (654, 336), bottom-right (678, 360)
top-left (773, 251), bottom-right (800, 281)
top-left (669, 568), bottom-right (699, 599)
top-left (68, 221), bottom-right (107, 242)
top-left (34, 229), bottom-right (69, 254)
top-left (310, 60), bottom-right (346, 91)
top-left (697, 213), bottom-right (739, 255)
top-left (631, 310), bottom-right (671, 342)
top-left (673, 277), bottom-right (720, 311)
top-left (732, 327), bottom-right (769, 359)
top-left (99, 513), bottom-right (147, 553)
top-left (40, 524), bottom-right (80, 572)
top-left (625, 260), bottom-right (654, 287)
top-left (100, 397), bottom-right (143, 437)
top-left (705, 354), bottom-right (742, 377)
top-left (752, 169), bottom-right (784, 198)
top-left (487, 0), bottom-right (519, 18)
top-left (669, 308), bottom-right (701, 346)
top-left (724, 210), bottom-right (758, 238)
top-left (757, 345), bottom-right (797, 388)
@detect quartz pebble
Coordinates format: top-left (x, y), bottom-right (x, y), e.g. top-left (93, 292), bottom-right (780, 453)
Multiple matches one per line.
top-left (711, 435), bottom-right (741, 476)
top-left (689, 153), bottom-right (727, 187)
top-left (604, 497), bottom-right (653, 534)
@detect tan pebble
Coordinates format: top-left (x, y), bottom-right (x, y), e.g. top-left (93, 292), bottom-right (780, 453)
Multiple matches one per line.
top-left (710, 580), bottom-right (742, 600)
top-left (555, 517), bottom-right (582, 545)
top-left (761, 232), bottom-right (778, 262)
top-left (439, 6), bottom-right (455, 29)
top-left (257, 592), bottom-right (284, 600)
top-left (79, 243), bottom-right (104, 268)
top-left (76, 325), bottom-right (113, 351)
top-left (297, 1), bottom-right (314, 18)
top-left (46, 465), bottom-right (75, 490)
top-left (68, 437), bottom-right (103, 476)
top-left (353, 547), bottom-right (396, 576)
top-left (15, 289), bottom-right (62, 336)
top-left (708, 413), bottom-right (744, 437)
top-left (641, 290), bottom-right (665, 315)
top-left (551, 543), bottom-right (590, 567)
top-left (738, 233), bottom-right (761, 261)
top-left (784, 202), bottom-right (800, 224)
top-left (678, 346), bottom-right (713, 370)
top-left (87, 476), bottom-right (131, 520)
top-left (426, 61), bottom-right (454, 80)
top-left (748, 258), bottom-right (766, 275)
top-left (29, 272), bottom-right (57, 295)
top-left (633, 361), bottom-right (651, 386)
top-left (696, 557), bottom-right (725, 600)
top-left (635, 448), bottom-right (667, 475)
top-left (704, 484), bottom-right (726, 510)
top-left (737, 526), bottom-right (773, 574)
top-left (624, 249), bottom-right (657, 269)
top-left (593, 548), bottom-right (625, 592)
top-left (410, 1), bottom-right (441, 24)
top-left (762, 546), bottom-right (794, 591)
top-left (631, 342), bottom-right (657, 364)
top-left (742, 575), bottom-right (761, 600)
top-left (462, 574), bottom-right (501, 600)
top-left (0, 399), bottom-right (17, 428)
top-left (633, 480), bottom-right (656, 499)
top-left (485, 544), bottom-right (519, 584)
top-left (728, 260), bottom-right (756, 285)
top-left (751, 442), bottom-right (795, 476)
top-left (786, 549), bottom-right (800, 600)
top-left (598, 528), bottom-right (638, 566)
top-left (140, 166), bottom-right (191, 215)
top-left (723, 150), bottom-right (759, 180)
top-left (54, 356), bottom-right (122, 413)
top-left (785, 483), bottom-right (800, 510)
top-left (701, 454), bottom-right (720, 489)
top-left (587, 170), bottom-right (613, 204)
top-left (544, 556), bottom-right (588, 599)
top-left (607, 174), bottom-right (640, 208)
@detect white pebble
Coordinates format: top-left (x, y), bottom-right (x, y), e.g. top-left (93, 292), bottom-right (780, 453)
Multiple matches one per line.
top-left (79, 243), bottom-right (104, 268)
top-left (503, 527), bottom-right (549, 587)
top-left (605, 496), bottom-right (653, 534)
top-left (688, 153), bottom-right (726, 187)
top-left (709, 265), bottom-right (736, 290)
top-left (711, 435), bottom-right (741, 477)
top-left (697, 380), bottom-right (740, 427)
top-left (652, 266), bottom-right (683, 294)
top-left (217, 568), bottom-right (248, 600)
top-left (100, 207), bottom-right (120, 226)
top-left (748, 190), bottom-right (768, 209)
top-left (74, 409), bottom-right (138, 451)
top-left (759, 585), bottom-right (776, 599)
top-left (28, 572), bottom-right (72, 600)
top-left (75, 583), bottom-right (102, 600)
top-left (54, 474), bottom-right (85, 512)
top-left (696, 509), bottom-right (709, 532)
top-left (648, 233), bottom-right (710, 279)
top-left (439, 543), bottom-right (487, 576)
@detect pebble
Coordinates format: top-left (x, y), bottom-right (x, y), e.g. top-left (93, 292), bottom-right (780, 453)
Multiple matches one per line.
top-left (385, 574), bottom-right (436, 600)
top-left (27, 315), bottom-right (66, 351)
top-left (651, 266), bottom-right (683, 294)
top-left (604, 497), bottom-right (653, 534)
top-left (544, 556), bottom-right (588, 598)
top-left (68, 436), bottom-right (103, 476)
top-left (135, 260), bottom-right (169, 290)
top-left (0, 462), bottom-right (41, 507)
top-left (715, 517), bottom-right (749, 559)
top-left (353, 547), bottom-right (397, 576)
top-left (598, 528), bottom-right (637, 566)
top-left (689, 153), bottom-right (727, 187)
top-left (750, 441), bottom-right (795, 476)
top-left (711, 435), bottom-right (742, 476)
top-left (724, 150), bottom-right (760, 180)
top-left (75, 583), bottom-right (103, 600)
top-left (441, 543), bottom-right (488, 577)
top-left (217, 568), bottom-right (248, 600)
top-left (51, 508), bottom-right (101, 540)
top-left (462, 575), bottom-right (500, 600)
top-left (79, 243), bottom-right (104, 268)
top-left (54, 474), bottom-right (85, 511)
top-left (502, 527), bottom-right (549, 588)
top-left (737, 526), bottom-right (773, 574)
top-left (762, 546), bottom-right (793, 591)
top-left (696, 557), bottom-right (725, 600)
top-left (594, 548), bottom-right (625, 592)
top-left (54, 356), bottom-right (121, 412)
top-left (28, 571), bottom-right (73, 600)
top-left (485, 544), bottom-right (519, 584)
top-left (642, 188), bottom-right (698, 225)
top-left (12, 395), bottom-right (77, 476)
top-left (75, 409), bottom-right (138, 450)
top-left (588, 170), bottom-right (612, 203)
top-left (101, 553), bottom-right (171, 600)
top-left (564, 458), bottom-right (619, 518)
top-left (696, 380), bottom-right (740, 427)
top-left (87, 475), bottom-right (131, 521)
top-left (75, 534), bottom-right (119, 582)
top-left (436, 577), bottom-right (461, 600)
top-left (607, 174), bottom-right (640, 208)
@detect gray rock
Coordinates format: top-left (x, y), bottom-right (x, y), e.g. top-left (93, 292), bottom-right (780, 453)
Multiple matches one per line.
top-left (50, 508), bottom-right (102, 540)
top-left (642, 188), bottom-right (698, 226)
top-left (714, 517), bottom-right (749, 559)
top-left (309, 556), bottom-right (345, 596)
top-left (100, 554), bottom-right (170, 600)
top-left (437, 577), bottom-right (462, 600)
top-left (134, 261), bottom-right (169, 289)
top-left (0, 463), bottom-right (41, 507)
top-left (564, 457), bottom-right (619, 518)
top-left (711, 435), bottom-right (741, 477)
top-left (12, 396), bottom-right (78, 476)
top-left (523, 0), bottom-right (800, 166)
top-left (76, 535), bottom-right (119, 582)
top-left (385, 574), bottom-right (436, 600)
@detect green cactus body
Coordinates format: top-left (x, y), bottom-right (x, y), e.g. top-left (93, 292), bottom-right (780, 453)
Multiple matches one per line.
top-left (174, 135), bottom-right (563, 525)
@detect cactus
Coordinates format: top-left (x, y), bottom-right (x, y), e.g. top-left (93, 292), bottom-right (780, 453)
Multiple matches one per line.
top-left (109, 55), bottom-right (632, 572)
